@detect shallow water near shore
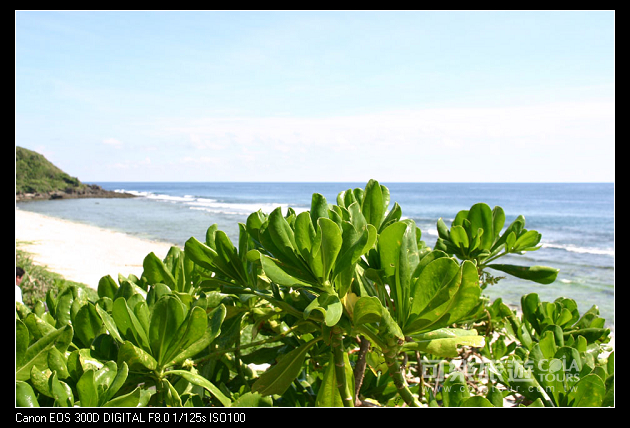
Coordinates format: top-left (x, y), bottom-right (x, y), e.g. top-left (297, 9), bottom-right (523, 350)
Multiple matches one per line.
top-left (16, 182), bottom-right (614, 329)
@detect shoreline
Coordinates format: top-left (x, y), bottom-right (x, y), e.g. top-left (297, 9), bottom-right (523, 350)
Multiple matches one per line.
top-left (15, 208), bottom-right (176, 289)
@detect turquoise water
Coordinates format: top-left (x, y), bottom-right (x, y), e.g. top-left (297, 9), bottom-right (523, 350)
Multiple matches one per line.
top-left (16, 182), bottom-right (614, 328)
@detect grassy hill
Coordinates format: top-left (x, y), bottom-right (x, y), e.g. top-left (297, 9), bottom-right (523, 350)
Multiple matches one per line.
top-left (16, 146), bottom-right (85, 194)
top-left (15, 146), bottom-right (134, 201)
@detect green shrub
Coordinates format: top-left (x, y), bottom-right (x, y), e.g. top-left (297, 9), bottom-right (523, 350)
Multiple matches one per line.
top-left (15, 180), bottom-right (612, 407)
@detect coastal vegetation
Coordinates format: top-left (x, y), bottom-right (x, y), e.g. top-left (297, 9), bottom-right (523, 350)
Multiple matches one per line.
top-left (15, 180), bottom-right (613, 407)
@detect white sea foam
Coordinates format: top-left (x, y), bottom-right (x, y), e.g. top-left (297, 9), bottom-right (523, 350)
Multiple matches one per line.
top-left (542, 243), bottom-right (614, 257)
top-left (186, 199), bottom-right (307, 216)
top-left (124, 189), bottom-right (307, 217)
top-left (426, 228), bottom-right (439, 237)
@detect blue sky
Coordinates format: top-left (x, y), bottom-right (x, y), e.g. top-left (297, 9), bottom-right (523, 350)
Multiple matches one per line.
top-left (15, 10), bottom-right (615, 182)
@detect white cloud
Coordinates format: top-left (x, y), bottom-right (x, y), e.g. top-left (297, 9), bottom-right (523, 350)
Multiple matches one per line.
top-left (110, 157), bottom-right (151, 169)
top-left (102, 138), bottom-right (123, 148)
top-left (168, 101), bottom-right (612, 149)
top-left (151, 99), bottom-right (614, 182)
top-left (180, 156), bottom-right (220, 165)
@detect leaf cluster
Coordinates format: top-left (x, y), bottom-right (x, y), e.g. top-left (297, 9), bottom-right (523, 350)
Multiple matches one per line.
top-left (16, 179), bottom-right (612, 407)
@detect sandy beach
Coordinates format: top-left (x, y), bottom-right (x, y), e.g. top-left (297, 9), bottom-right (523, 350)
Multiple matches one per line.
top-left (15, 209), bottom-right (176, 289)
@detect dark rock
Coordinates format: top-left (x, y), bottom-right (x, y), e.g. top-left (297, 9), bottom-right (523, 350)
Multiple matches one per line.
top-left (16, 184), bottom-right (136, 202)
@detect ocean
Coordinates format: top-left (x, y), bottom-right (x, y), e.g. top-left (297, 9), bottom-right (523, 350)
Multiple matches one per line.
top-left (16, 182), bottom-right (614, 329)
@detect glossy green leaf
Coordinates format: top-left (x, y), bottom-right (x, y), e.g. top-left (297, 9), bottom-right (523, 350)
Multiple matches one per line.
top-left (162, 306), bottom-right (208, 366)
top-left (93, 361), bottom-right (118, 397)
top-left (117, 341), bottom-right (157, 371)
top-left (94, 302), bottom-right (124, 343)
top-left (143, 251), bottom-right (177, 288)
top-left (532, 355), bottom-right (565, 406)
top-left (378, 304), bottom-right (405, 345)
top-left (77, 369), bottom-right (99, 407)
top-left (407, 260), bottom-right (480, 334)
top-left (413, 249), bottom-right (449, 278)
top-left (521, 293), bottom-right (541, 329)
top-left (491, 206), bottom-right (505, 242)
top-left (184, 236), bottom-right (219, 273)
top-left (410, 257), bottom-right (460, 316)
top-left (396, 219), bottom-right (421, 318)
top-left (346, 201), bottom-right (367, 231)
top-left (436, 218), bottom-right (450, 240)
top-left (294, 211), bottom-right (318, 261)
top-left (381, 202), bottom-right (402, 231)
top-left (115, 279), bottom-right (147, 301)
top-left (303, 292), bottom-right (342, 327)
top-left (260, 255), bottom-right (311, 288)
top-left (512, 230), bottom-right (542, 251)
top-left (318, 217), bottom-right (342, 283)
top-left (66, 348), bottom-right (105, 382)
top-left (47, 347), bottom-right (69, 379)
top-left (404, 328), bottom-right (485, 358)
top-left (252, 339), bottom-right (319, 397)
top-left (461, 396), bottom-right (495, 407)
top-left (334, 220), bottom-right (373, 278)
top-left (16, 381), bottom-right (39, 407)
top-left (442, 373), bottom-right (470, 407)
top-left (170, 304), bottom-right (226, 365)
top-left (162, 378), bottom-right (183, 407)
top-left (492, 215), bottom-right (525, 252)
top-left (467, 203), bottom-right (494, 251)
top-left (163, 246), bottom-right (188, 292)
top-left (16, 320), bottom-right (29, 369)
top-left (310, 193), bottom-right (330, 226)
top-left (166, 370), bottom-right (231, 407)
top-left (29, 366), bottom-right (53, 397)
top-left (353, 296), bottom-right (383, 325)
top-left (213, 230), bottom-right (248, 284)
top-left (54, 286), bottom-right (83, 328)
top-left (230, 392), bottom-right (273, 407)
top-left (267, 207), bottom-right (300, 264)
top-left (103, 385), bottom-right (152, 407)
top-left (49, 371), bottom-right (74, 407)
top-left (362, 179), bottom-right (386, 229)
top-left (149, 295), bottom-right (186, 367)
top-left (16, 324), bottom-right (73, 381)
top-left (449, 225), bottom-right (469, 251)
top-left (101, 362), bottom-right (128, 404)
top-left (73, 302), bottom-right (104, 348)
top-left (487, 264), bottom-right (559, 284)
top-left (538, 330), bottom-right (558, 359)
top-left (378, 221), bottom-right (407, 280)
top-left (487, 385), bottom-right (504, 407)
top-left (112, 297), bottom-right (150, 352)
top-left (98, 275), bottom-right (119, 300)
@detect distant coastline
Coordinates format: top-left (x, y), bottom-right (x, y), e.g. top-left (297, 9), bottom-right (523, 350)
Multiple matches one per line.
top-left (16, 184), bottom-right (136, 203)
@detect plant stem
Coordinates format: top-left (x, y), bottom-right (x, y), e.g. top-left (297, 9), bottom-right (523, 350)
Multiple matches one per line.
top-left (353, 335), bottom-right (371, 406)
top-left (331, 326), bottom-right (354, 407)
top-left (479, 249), bottom-right (508, 267)
top-left (414, 351), bottom-right (427, 400)
top-left (384, 349), bottom-right (421, 407)
top-left (222, 284), bottom-right (324, 322)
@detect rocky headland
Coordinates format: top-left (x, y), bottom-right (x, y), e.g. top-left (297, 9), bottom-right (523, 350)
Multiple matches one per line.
top-left (15, 146), bottom-right (136, 202)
